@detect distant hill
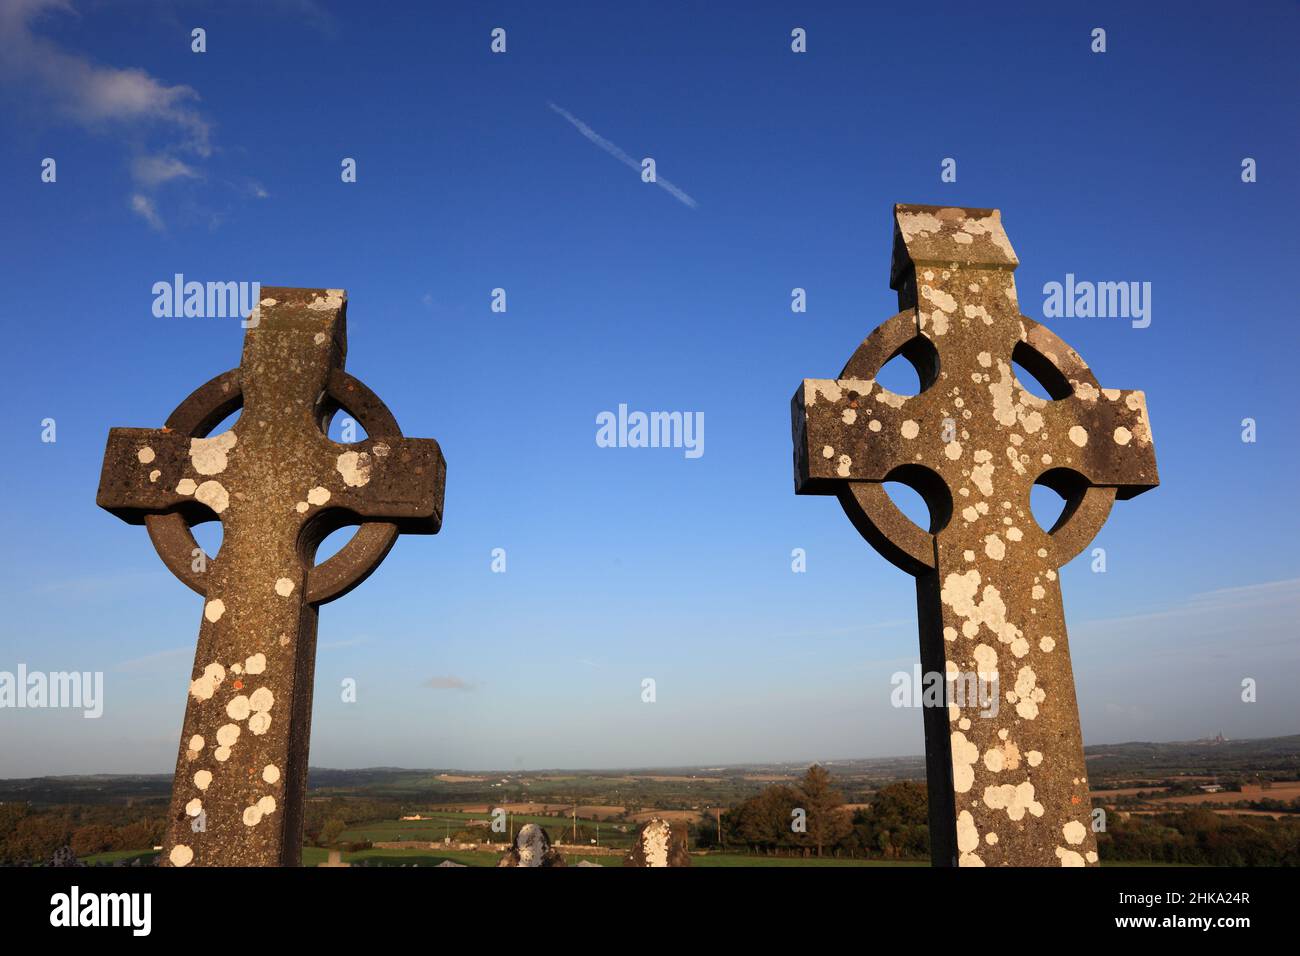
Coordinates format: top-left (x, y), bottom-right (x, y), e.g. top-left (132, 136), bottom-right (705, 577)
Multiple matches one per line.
top-left (2, 734), bottom-right (1294, 805)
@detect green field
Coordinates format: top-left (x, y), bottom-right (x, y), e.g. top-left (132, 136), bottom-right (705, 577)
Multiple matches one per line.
top-left (81, 843), bottom-right (1197, 867)
top-left (339, 809), bottom-right (636, 848)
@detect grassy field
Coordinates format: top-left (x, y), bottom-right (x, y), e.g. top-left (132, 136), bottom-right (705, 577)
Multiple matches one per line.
top-left (82, 844), bottom-right (1196, 867)
top-left (339, 809), bottom-right (635, 848)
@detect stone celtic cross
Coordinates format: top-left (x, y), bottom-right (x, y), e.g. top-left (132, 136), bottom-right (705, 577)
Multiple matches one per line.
top-left (97, 288), bottom-right (446, 866)
top-left (791, 205), bottom-right (1158, 866)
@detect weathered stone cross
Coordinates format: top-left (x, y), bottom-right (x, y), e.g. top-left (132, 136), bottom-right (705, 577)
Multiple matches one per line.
top-left (97, 288), bottom-right (445, 866)
top-left (791, 205), bottom-right (1158, 866)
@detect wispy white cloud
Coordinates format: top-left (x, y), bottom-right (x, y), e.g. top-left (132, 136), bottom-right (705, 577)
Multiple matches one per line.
top-left (0, 0), bottom-right (212, 155)
top-left (1076, 577), bottom-right (1300, 632)
top-left (0, 0), bottom-right (214, 229)
top-left (548, 101), bottom-right (698, 209)
top-left (130, 193), bottom-right (164, 230)
top-left (132, 154), bottom-right (201, 187)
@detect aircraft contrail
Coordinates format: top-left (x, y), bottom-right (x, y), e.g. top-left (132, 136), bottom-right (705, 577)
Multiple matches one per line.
top-left (548, 101), bottom-right (698, 209)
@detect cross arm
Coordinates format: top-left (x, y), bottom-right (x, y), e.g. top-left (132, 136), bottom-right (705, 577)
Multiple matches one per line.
top-left (315, 437), bottom-right (447, 534)
top-left (792, 378), bottom-right (915, 493)
top-left (1043, 387), bottom-right (1159, 498)
top-left (97, 428), bottom-right (204, 523)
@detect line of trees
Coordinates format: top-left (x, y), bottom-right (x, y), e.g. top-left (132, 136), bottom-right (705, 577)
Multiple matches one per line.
top-left (692, 766), bottom-right (930, 860)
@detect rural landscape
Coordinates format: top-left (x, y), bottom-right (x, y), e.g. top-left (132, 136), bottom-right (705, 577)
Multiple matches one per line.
top-left (3, 734), bottom-right (1297, 867)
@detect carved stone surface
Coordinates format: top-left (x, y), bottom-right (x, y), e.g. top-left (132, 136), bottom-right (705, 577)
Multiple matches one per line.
top-left (98, 288), bottom-right (445, 866)
top-left (497, 824), bottom-right (566, 867)
top-left (624, 818), bottom-right (690, 867)
top-left (791, 205), bottom-right (1158, 866)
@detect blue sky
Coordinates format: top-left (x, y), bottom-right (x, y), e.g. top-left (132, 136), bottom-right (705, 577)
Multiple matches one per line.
top-left (0, 0), bottom-right (1297, 775)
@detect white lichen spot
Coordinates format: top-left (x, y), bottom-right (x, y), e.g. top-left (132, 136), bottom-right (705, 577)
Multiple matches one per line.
top-left (983, 780), bottom-right (1044, 821)
top-left (216, 723), bottom-right (240, 747)
top-left (189, 734), bottom-right (204, 751)
top-left (901, 420), bottom-right (920, 440)
top-left (972, 643), bottom-right (999, 682)
top-left (195, 479), bottom-right (229, 514)
top-left (275, 577), bottom-right (294, 597)
top-left (836, 454), bottom-right (852, 478)
top-left (137, 446), bottom-right (155, 464)
top-left (185, 798), bottom-right (202, 817)
top-left (951, 731), bottom-right (980, 793)
top-left (249, 687), bottom-right (274, 712)
top-left (869, 419), bottom-right (882, 432)
top-left (257, 795), bottom-right (277, 815)
top-left (189, 661), bottom-right (225, 700)
top-left (169, 844), bottom-right (193, 867)
top-left (1008, 666), bottom-right (1046, 720)
top-left (263, 764), bottom-right (280, 784)
top-left (336, 450), bottom-right (372, 487)
top-left (245, 653), bottom-right (266, 675)
top-left (841, 407), bottom-right (857, 425)
top-left (307, 486), bottom-right (331, 506)
top-left (248, 712), bottom-right (271, 735)
top-left (1068, 425), bottom-right (1089, 447)
top-left (295, 501), bottom-right (308, 513)
top-left (226, 695), bottom-right (251, 721)
top-left (1114, 426), bottom-right (1132, 446)
top-left (204, 599), bottom-right (226, 623)
top-left (214, 746), bottom-right (231, 762)
top-left (194, 770), bottom-right (212, 791)
top-left (984, 534), bottom-right (1005, 561)
top-left (1039, 636), bottom-right (1056, 652)
top-left (1027, 750), bottom-right (1043, 767)
top-left (821, 445), bottom-right (834, 459)
top-left (149, 469), bottom-right (161, 482)
top-left (243, 805), bottom-right (263, 827)
top-left (1055, 847), bottom-right (1086, 867)
top-left (177, 478), bottom-right (197, 496)
top-left (1063, 820), bottom-right (1088, 845)
top-left (945, 441), bottom-right (963, 461)
top-left (189, 431), bottom-right (237, 475)
top-left (314, 332), bottom-right (327, 345)
top-left (956, 809), bottom-right (979, 855)
top-left (307, 290), bottom-right (345, 312)
top-left (986, 832), bottom-right (999, 845)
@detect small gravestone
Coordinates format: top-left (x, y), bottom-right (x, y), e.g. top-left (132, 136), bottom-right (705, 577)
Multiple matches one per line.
top-left (97, 289), bottom-right (446, 866)
top-left (319, 849), bottom-right (350, 868)
top-left (497, 823), bottom-right (566, 867)
top-left (48, 846), bottom-right (82, 867)
top-left (624, 818), bottom-right (690, 867)
top-left (791, 205), bottom-right (1158, 866)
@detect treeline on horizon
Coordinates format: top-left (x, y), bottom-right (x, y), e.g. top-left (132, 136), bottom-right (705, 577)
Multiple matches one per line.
top-left (3, 769), bottom-right (1299, 866)
top-left (691, 767), bottom-right (1300, 866)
